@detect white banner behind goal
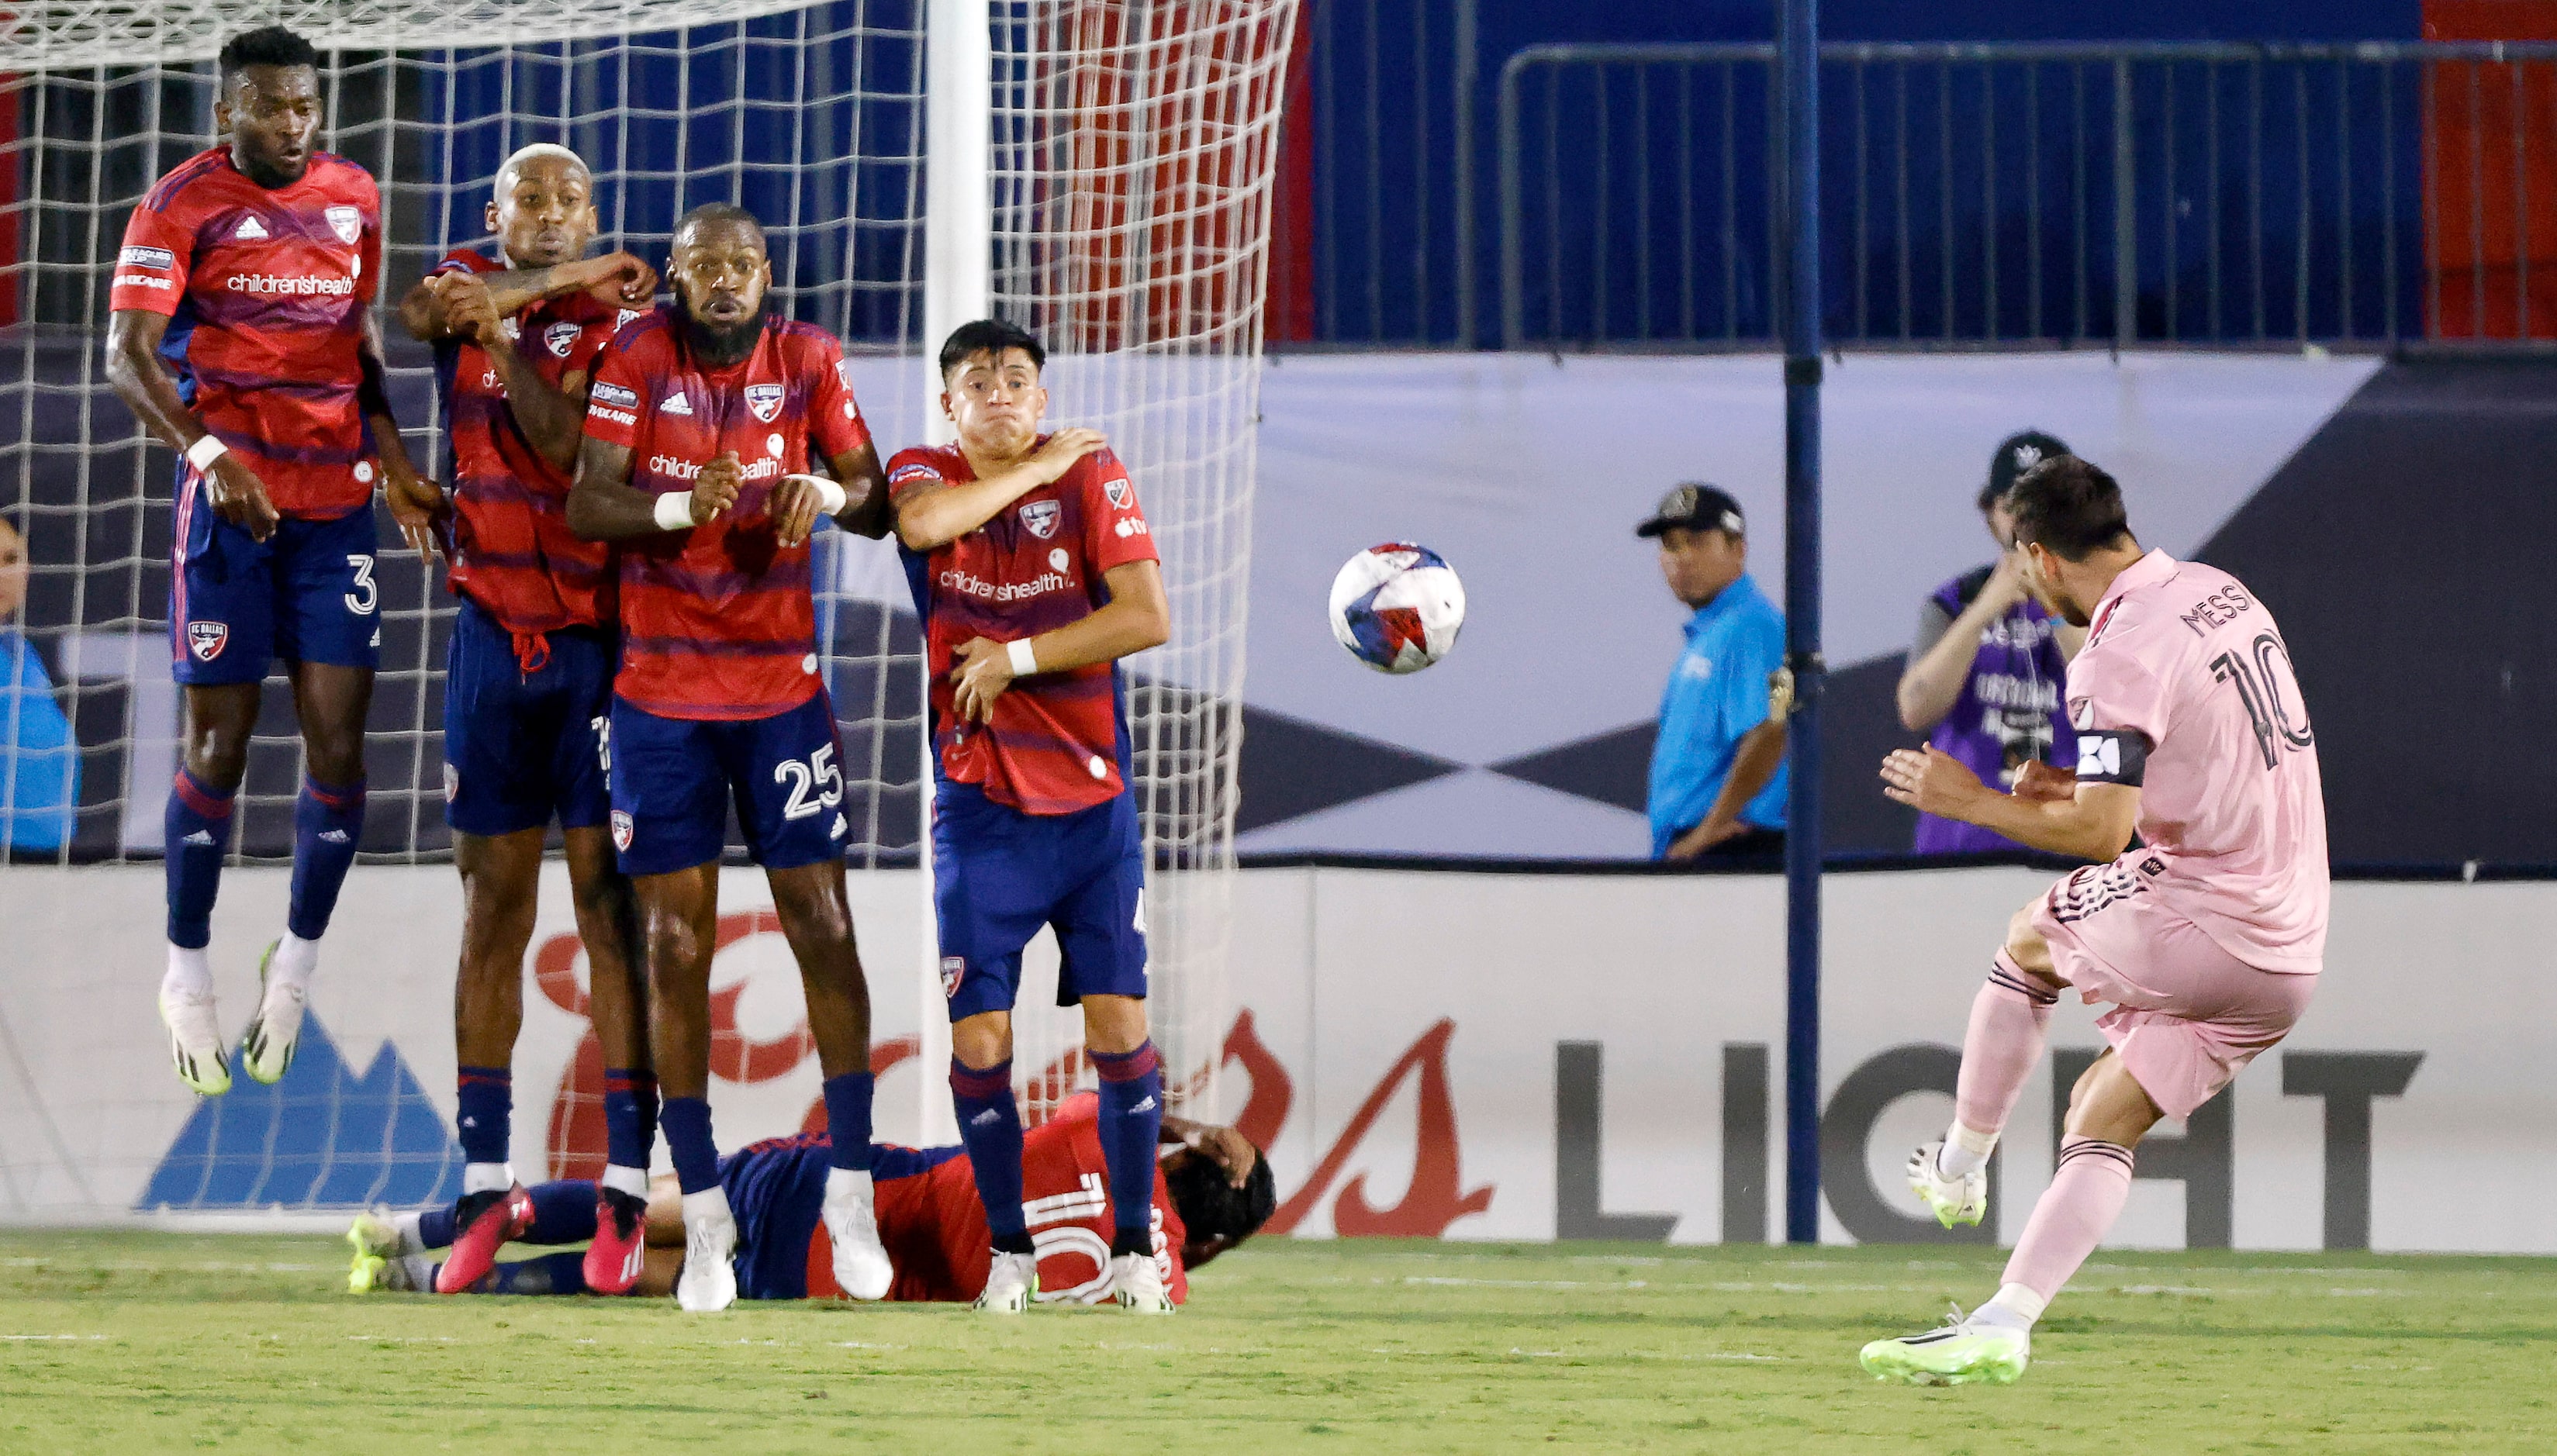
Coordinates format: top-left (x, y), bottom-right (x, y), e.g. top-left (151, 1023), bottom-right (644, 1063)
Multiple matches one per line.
top-left (0, 0), bottom-right (1296, 1130)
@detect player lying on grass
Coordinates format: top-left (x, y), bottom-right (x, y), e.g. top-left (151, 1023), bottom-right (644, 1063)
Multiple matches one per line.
top-left (396, 142), bottom-right (659, 1297)
top-left (1861, 455), bottom-right (2326, 1386)
top-left (565, 202), bottom-right (894, 1313)
top-left (892, 319), bottom-right (1176, 1314)
top-left (349, 1092), bottom-right (1273, 1306)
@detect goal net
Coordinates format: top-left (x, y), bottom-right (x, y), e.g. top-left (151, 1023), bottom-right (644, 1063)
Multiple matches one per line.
top-left (0, 0), bottom-right (1291, 1216)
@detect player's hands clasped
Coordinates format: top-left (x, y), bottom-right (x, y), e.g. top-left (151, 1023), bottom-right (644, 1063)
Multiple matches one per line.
top-left (385, 469), bottom-right (447, 563)
top-left (431, 270), bottom-right (505, 348)
top-left (578, 250), bottom-right (658, 308)
top-left (204, 452), bottom-right (282, 542)
top-left (1025, 426), bottom-right (1107, 485)
top-left (949, 636), bottom-right (1018, 723)
top-left (690, 451), bottom-right (744, 526)
top-left (769, 472), bottom-right (831, 548)
top-left (1880, 745), bottom-right (1991, 816)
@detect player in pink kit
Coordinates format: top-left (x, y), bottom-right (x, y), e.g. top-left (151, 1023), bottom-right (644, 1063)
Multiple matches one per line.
top-left (1861, 455), bottom-right (2326, 1385)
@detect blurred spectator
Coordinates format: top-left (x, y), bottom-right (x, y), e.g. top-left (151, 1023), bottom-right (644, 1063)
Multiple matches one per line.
top-left (1638, 484), bottom-right (1788, 862)
top-left (1894, 432), bottom-right (2081, 854)
top-left (0, 513), bottom-right (79, 854)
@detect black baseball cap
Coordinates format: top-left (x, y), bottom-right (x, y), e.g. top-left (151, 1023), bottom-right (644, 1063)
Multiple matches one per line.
top-left (1980, 430), bottom-right (2071, 512)
top-left (1636, 482), bottom-right (1745, 539)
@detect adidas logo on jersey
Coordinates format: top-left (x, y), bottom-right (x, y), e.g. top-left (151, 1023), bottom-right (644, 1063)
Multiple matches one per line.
top-left (660, 392), bottom-right (693, 416)
top-left (233, 215), bottom-right (269, 241)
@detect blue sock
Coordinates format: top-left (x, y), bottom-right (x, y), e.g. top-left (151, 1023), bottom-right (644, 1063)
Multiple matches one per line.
top-left (476, 1251), bottom-right (592, 1296)
top-left (523, 1180), bottom-right (600, 1244)
top-left (1090, 1040), bottom-right (1165, 1258)
top-left (660, 1095), bottom-right (720, 1195)
top-left (287, 775), bottom-right (365, 941)
top-left (949, 1057), bottom-right (1029, 1251)
top-left (603, 1068), bottom-right (658, 1171)
top-left (455, 1066), bottom-right (511, 1168)
top-left (821, 1072), bottom-right (876, 1172)
top-left (164, 770), bottom-right (232, 949)
top-left (420, 1205), bottom-right (455, 1249)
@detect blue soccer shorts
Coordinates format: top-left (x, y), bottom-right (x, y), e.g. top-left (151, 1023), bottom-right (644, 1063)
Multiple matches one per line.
top-left (721, 1137), bottom-right (959, 1300)
top-left (933, 781), bottom-right (1149, 1023)
top-left (441, 595), bottom-right (613, 838)
top-left (170, 474), bottom-right (380, 685)
top-left (606, 690), bottom-right (848, 878)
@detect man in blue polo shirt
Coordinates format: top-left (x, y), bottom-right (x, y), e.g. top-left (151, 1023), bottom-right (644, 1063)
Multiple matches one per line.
top-left (1638, 484), bottom-right (1788, 861)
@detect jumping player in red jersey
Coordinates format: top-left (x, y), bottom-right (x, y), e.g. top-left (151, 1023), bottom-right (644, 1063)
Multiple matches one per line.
top-left (565, 202), bottom-right (894, 1313)
top-left (105, 26), bottom-right (440, 1099)
top-left (394, 143), bottom-right (662, 1296)
top-left (347, 1094), bottom-right (1276, 1306)
top-left (889, 319), bottom-right (1175, 1315)
top-left (1860, 456), bottom-right (2327, 1385)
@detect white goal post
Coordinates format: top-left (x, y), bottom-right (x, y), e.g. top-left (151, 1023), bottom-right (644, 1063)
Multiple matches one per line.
top-left (0, 0), bottom-right (1295, 1216)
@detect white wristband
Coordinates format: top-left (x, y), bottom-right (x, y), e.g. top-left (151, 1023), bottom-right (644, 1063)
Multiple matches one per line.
top-left (1006, 638), bottom-right (1038, 677)
top-left (185, 434), bottom-right (228, 471)
top-left (786, 473), bottom-right (849, 515)
top-left (652, 491), bottom-right (696, 531)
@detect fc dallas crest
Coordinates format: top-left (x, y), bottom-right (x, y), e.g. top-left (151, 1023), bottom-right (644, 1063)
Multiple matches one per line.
top-left (1019, 499), bottom-right (1061, 538)
top-left (610, 810), bottom-right (634, 851)
top-left (544, 321), bottom-right (581, 358)
top-left (745, 383), bottom-right (785, 423)
top-left (187, 621), bottom-right (228, 661)
top-left (324, 205), bottom-right (361, 244)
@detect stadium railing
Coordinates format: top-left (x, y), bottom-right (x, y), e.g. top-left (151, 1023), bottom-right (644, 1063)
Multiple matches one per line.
top-left (1498, 40), bottom-right (2557, 352)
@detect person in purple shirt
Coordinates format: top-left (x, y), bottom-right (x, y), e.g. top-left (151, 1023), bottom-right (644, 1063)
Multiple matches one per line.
top-left (1893, 432), bottom-right (2084, 854)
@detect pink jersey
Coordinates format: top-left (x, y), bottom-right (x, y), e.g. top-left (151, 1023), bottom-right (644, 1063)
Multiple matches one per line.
top-left (2065, 550), bottom-right (2328, 974)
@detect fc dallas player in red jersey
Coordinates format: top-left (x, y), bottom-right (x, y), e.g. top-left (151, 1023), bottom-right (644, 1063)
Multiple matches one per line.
top-left (349, 1095), bottom-right (1276, 1306)
top-left (889, 319), bottom-right (1175, 1314)
top-left (105, 26), bottom-right (438, 1099)
top-left (565, 202), bottom-right (893, 1313)
top-left (394, 142), bottom-right (660, 1296)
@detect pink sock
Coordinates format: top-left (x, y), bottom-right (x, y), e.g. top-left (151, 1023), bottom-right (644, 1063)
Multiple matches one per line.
top-left (1954, 954), bottom-right (2058, 1135)
top-left (2002, 1137), bottom-right (2136, 1303)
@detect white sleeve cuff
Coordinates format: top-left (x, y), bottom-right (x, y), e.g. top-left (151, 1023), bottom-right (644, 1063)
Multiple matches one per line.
top-left (185, 434), bottom-right (228, 471)
top-left (1006, 637), bottom-right (1038, 677)
top-left (652, 490), bottom-right (695, 531)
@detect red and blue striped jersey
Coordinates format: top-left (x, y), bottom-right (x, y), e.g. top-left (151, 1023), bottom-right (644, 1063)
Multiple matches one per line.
top-left (890, 440), bottom-right (1159, 815)
top-left (428, 246), bottom-right (632, 637)
top-left (111, 147), bottom-right (382, 519)
top-left (582, 307), bottom-right (871, 720)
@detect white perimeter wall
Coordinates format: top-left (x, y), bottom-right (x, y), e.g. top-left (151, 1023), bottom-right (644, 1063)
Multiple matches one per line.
top-left (1, 864), bottom-right (2546, 1254)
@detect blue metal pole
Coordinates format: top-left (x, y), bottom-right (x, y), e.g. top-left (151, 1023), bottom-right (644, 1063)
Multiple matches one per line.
top-left (1779, 0), bottom-right (1825, 1246)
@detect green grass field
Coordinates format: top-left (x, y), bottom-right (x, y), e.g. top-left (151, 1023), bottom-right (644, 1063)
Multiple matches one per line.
top-left (1, 1232), bottom-right (2550, 1453)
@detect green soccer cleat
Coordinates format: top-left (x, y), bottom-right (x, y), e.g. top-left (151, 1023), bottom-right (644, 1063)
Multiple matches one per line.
top-left (346, 1210), bottom-right (430, 1293)
top-left (1859, 1306), bottom-right (2030, 1386)
top-left (974, 1251), bottom-right (1038, 1315)
top-left (240, 940), bottom-right (307, 1085)
top-left (1908, 1140), bottom-right (1987, 1230)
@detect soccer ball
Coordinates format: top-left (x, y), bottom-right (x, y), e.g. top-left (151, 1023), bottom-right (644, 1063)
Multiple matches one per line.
top-left (1329, 542), bottom-right (1466, 674)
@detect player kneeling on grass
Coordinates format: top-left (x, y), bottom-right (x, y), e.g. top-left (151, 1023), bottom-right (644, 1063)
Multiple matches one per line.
top-left (565, 202), bottom-right (894, 1314)
top-left (1859, 456), bottom-right (2325, 1386)
top-left (348, 1092), bottom-right (1273, 1307)
top-left (892, 320), bottom-right (1175, 1315)
top-left (396, 142), bottom-right (660, 1298)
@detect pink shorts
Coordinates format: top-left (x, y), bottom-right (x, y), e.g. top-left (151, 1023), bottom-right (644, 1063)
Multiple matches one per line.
top-left (2030, 860), bottom-right (2317, 1121)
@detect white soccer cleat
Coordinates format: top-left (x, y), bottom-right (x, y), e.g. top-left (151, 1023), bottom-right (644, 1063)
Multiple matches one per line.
top-left (676, 1196), bottom-right (738, 1313)
top-left (973, 1251), bottom-right (1038, 1315)
top-left (1909, 1140), bottom-right (1988, 1230)
top-left (240, 940), bottom-right (308, 1085)
top-left (1859, 1305), bottom-right (2030, 1386)
top-left (159, 984), bottom-right (230, 1096)
top-left (822, 1180), bottom-right (895, 1302)
top-left (1108, 1252), bottom-right (1173, 1315)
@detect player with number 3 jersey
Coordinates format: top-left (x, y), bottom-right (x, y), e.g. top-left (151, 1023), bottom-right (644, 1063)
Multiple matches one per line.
top-left (565, 202), bottom-right (893, 1314)
top-left (1861, 454), bottom-right (2325, 1385)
